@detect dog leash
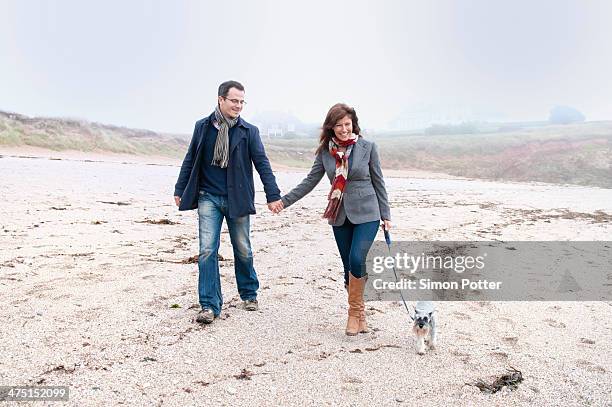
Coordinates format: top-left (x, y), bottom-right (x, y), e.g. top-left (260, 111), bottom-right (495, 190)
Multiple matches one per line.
top-left (382, 225), bottom-right (415, 321)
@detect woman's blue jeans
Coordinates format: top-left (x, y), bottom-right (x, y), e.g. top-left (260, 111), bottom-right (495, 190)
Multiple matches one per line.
top-left (197, 191), bottom-right (259, 316)
top-left (332, 218), bottom-right (380, 285)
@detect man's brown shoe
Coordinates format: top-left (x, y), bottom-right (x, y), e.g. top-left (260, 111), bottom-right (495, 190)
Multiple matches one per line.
top-left (196, 308), bottom-right (215, 324)
top-left (244, 299), bottom-right (259, 311)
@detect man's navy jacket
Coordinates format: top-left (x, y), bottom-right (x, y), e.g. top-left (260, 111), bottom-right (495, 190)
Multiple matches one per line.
top-left (174, 112), bottom-right (281, 218)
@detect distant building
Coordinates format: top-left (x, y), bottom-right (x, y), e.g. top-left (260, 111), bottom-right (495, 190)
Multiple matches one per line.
top-left (265, 125), bottom-right (285, 138)
top-left (250, 111), bottom-right (314, 138)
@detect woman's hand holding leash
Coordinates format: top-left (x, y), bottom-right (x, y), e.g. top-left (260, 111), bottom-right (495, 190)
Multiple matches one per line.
top-left (382, 219), bottom-right (392, 232)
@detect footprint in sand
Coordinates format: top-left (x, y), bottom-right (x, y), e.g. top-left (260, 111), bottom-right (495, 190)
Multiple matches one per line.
top-left (450, 349), bottom-right (471, 363)
top-left (502, 336), bottom-right (519, 346)
top-left (455, 330), bottom-right (474, 342)
top-left (575, 359), bottom-right (607, 373)
top-left (543, 318), bottom-right (566, 328)
top-left (489, 351), bottom-right (509, 361)
top-left (52, 293), bottom-right (72, 300)
top-left (468, 301), bottom-right (494, 311)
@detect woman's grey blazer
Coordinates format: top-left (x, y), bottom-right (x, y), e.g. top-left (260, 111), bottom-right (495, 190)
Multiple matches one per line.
top-left (281, 136), bottom-right (391, 227)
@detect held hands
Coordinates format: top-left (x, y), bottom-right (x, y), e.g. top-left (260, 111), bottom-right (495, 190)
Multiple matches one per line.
top-left (176, 194), bottom-right (284, 213)
top-left (267, 200), bottom-right (284, 214)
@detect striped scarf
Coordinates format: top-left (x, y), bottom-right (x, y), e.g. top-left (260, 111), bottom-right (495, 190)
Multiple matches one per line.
top-left (323, 134), bottom-right (357, 221)
top-left (212, 105), bottom-right (239, 168)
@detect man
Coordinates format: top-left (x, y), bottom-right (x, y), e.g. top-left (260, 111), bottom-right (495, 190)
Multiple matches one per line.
top-left (174, 80), bottom-right (282, 324)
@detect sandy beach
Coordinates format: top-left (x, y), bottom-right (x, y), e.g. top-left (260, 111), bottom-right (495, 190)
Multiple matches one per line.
top-left (1, 152), bottom-right (611, 406)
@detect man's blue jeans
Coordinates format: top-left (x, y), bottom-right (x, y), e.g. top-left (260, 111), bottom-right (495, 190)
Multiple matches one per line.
top-left (197, 191), bottom-right (259, 316)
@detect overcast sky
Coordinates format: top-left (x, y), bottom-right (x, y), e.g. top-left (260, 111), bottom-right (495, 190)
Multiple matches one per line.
top-left (1, 0), bottom-right (611, 133)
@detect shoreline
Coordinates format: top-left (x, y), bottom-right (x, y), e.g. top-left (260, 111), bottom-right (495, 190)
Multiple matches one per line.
top-left (3, 146), bottom-right (610, 190)
top-left (0, 145), bottom-right (463, 180)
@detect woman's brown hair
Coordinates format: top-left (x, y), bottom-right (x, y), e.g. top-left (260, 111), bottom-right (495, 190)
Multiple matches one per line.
top-left (315, 103), bottom-right (361, 155)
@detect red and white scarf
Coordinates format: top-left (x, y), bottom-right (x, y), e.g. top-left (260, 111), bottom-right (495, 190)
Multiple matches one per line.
top-left (323, 134), bottom-right (357, 221)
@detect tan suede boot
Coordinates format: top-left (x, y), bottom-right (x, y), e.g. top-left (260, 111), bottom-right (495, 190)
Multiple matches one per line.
top-left (358, 294), bottom-right (369, 333)
top-left (346, 274), bottom-right (365, 336)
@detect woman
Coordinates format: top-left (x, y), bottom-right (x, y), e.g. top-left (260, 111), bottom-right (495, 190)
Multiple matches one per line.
top-left (276, 103), bottom-right (392, 336)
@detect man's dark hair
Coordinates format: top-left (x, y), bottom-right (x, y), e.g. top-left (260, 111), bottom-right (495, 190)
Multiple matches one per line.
top-left (218, 80), bottom-right (245, 97)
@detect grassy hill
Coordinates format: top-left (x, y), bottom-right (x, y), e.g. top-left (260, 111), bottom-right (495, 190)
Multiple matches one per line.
top-left (0, 111), bottom-right (189, 157)
top-left (378, 122), bottom-right (611, 188)
top-left (264, 122), bottom-right (612, 188)
top-left (1, 110), bottom-right (610, 188)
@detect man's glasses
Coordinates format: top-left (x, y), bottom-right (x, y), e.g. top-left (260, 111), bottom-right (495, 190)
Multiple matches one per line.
top-left (222, 97), bottom-right (247, 106)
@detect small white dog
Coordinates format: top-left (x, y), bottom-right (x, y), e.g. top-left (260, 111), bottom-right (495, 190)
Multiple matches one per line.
top-left (413, 301), bottom-right (436, 354)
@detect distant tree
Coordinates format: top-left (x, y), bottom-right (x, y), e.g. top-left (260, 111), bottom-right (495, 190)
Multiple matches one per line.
top-left (548, 106), bottom-right (585, 124)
